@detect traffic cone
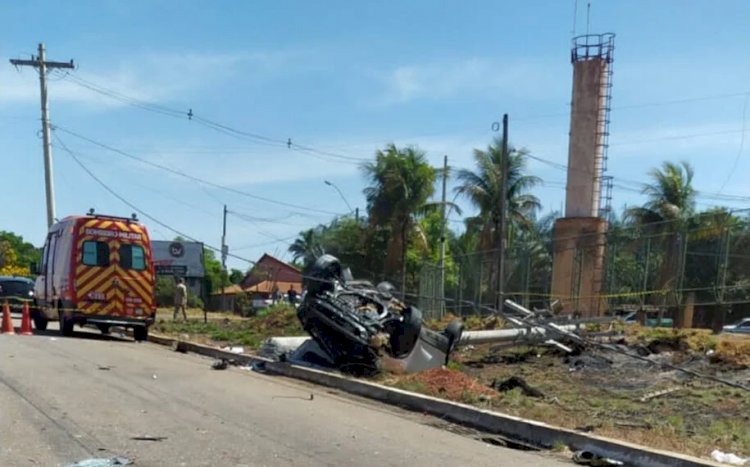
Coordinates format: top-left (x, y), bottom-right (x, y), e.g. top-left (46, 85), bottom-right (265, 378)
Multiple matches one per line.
top-left (1, 302), bottom-right (15, 335)
top-left (20, 302), bottom-right (33, 336)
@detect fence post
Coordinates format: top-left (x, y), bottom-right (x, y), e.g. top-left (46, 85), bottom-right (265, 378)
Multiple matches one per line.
top-left (641, 236), bottom-right (651, 306)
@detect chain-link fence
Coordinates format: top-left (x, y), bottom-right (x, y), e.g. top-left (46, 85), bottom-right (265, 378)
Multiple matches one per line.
top-left (416, 209), bottom-right (750, 324)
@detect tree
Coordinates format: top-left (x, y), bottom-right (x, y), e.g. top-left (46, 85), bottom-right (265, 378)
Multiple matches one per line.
top-left (229, 269), bottom-right (245, 285)
top-left (362, 144), bottom-right (437, 290)
top-left (625, 161), bottom-right (695, 303)
top-left (454, 138), bottom-right (541, 300)
top-left (0, 232), bottom-right (40, 276)
top-left (288, 228), bottom-right (325, 268)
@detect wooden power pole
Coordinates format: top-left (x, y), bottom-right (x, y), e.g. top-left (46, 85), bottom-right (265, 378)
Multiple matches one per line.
top-left (10, 43), bottom-right (74, 228)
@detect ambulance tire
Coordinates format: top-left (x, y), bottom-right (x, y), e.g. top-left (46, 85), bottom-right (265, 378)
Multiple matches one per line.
top-left (97, 324), bottom-right (111, 335)
top-left (58, 308), bottom-right (74, 337)
top-left (33, 315), bottom-right (48, 331)
top-left (133, 326), bottom-right (148, 342)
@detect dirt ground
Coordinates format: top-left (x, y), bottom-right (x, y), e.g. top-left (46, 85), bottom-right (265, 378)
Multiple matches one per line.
top-left (382, 327), bottom-right (750, 460)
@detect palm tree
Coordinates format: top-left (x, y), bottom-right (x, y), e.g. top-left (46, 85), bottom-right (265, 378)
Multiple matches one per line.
top-left (625, 161), bottom-right (695, 303)
top-left (288, 228), bottom-right (324, 268)
top-left (362, 144), bottom-right (436, 290)
top-left (454, 137), bottom-right (541, 301)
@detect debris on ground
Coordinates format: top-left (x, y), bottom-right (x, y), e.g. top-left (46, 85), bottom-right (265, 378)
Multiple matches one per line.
top-left (572, 450), bottom-right (624, 466)
top-left (271, 393), bottom-right (314, 401)
top-left (130, 435), bottom-right (167, 442)
top-left (710, 449), bottom-right (749, 466)
top-left (490, 376), bottom-right (545, 398)
top-left (66, 458), bottom-right (133, 467)
top-left (172, 340), bottom-right (188, 353)
top-left (211, 359), bottom-right (229, 370)
top-left (638, 386), bottom-right (683, 402)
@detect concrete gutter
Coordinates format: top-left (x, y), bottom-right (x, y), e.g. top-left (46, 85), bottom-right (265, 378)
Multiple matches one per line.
top-left (146, 333), bottom-right (720, 467)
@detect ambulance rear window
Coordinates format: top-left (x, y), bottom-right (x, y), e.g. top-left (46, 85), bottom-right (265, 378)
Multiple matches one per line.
top-left (120, 244), bottom-right (146, 271)
top-left (82, 241), bottom-right (110, 266)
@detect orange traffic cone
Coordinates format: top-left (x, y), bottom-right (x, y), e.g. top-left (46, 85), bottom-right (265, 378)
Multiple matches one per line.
top-left (1, 302), bottom-right (15, 335)
top-left (20, 302), bottom-right (33, 336)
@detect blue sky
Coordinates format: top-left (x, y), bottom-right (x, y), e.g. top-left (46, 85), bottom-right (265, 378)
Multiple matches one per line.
top-left (2, 0), bottom-right (750, 271)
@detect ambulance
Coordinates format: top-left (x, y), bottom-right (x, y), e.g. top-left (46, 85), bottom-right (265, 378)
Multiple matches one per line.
top-left (32, 212), bottom-right (156, 341)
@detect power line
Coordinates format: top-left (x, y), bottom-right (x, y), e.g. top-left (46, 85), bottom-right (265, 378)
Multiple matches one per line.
top-left (56, 71), bottom-right (368, 164)
top-left (52, 125), bottom-right (345, 216)
top-left (717, 93), bottom-right (750, 193)
top-left (53, 132), bottom-right (257, 265)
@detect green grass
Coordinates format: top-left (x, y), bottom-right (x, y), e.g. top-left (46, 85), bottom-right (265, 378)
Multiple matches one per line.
top-left (151, 303), bottom-right (303, 349)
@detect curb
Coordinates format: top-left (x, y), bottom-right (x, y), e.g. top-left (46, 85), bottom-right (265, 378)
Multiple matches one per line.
top-left (147, 333), bottom-right (720, 467)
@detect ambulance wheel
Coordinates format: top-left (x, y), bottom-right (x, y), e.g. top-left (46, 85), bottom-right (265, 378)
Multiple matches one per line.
top-left (133, 326), bottom-right (148, 342)
top-left (58, 309), bottom-right (74, 337)
top-left (33, 315), bottom-right (48, 331)
top-left (97, 324), bottom-right (111, 335)
top-left (32, 303), bottom-right (48, 331)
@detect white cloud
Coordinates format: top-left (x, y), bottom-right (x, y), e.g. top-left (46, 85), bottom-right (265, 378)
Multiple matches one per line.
top-left (0, 50), bottom-right (295, 109)
top-left (375, 57), bottom-right (565, 105)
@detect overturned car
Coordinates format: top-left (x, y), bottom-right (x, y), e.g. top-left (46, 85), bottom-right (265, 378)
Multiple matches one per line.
top-left (295, 255), bottom-right (464, 375)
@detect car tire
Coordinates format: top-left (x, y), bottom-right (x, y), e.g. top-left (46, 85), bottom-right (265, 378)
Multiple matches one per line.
top-left (133, 326), bottom-right (148, 342)
top-left (58, 308), bottom-right (74, 337)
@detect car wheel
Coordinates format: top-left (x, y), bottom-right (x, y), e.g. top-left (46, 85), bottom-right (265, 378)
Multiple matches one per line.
top-left (133, 326), bottom-right (148, 342)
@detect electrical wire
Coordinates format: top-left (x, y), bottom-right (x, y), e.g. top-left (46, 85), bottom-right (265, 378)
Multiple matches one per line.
top-left (55, 71), bottom-right (368, 164)
top-left (52, 125), bottom-right (344, 216)
top-left (54, 132), bottom-right (258, 265)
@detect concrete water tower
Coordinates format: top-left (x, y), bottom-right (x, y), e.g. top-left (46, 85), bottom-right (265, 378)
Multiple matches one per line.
top-left (551, 33), bottom-right (615, 317)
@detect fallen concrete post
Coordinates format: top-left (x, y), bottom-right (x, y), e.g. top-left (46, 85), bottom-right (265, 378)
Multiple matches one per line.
top-left (458, 326), bottom-right (578, 346)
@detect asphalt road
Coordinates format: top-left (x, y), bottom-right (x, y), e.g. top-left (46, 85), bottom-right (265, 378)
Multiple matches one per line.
top-left (0, 321), bottom-right (569, 467)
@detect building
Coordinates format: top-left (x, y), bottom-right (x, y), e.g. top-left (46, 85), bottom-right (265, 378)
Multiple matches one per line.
top-left (209, 253), bottom-right (303, 312)
top-left (241, 253), bottom-right (303, 297)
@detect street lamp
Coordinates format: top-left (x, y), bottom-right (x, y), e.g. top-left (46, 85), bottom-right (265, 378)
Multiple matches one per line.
top-left (324, 180), bottom-right (354, 213)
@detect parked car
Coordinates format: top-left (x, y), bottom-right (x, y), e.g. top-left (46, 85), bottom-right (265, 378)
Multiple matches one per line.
top-left (621, 311), bottom-right (674, 328)
top-left (722, 317), bottom-right (750, 334)
top-left (0, 276), bottom-right (35, 312)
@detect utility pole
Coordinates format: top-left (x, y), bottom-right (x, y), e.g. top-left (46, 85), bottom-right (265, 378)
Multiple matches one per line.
top-left (221, 205), bottom-right (228, 311)
top-left (10, 43), bottom-right (74, 228)
top-left (496, 114), bottom-right (509, 311)
top-left (438, 155), bottom-right (448, 318)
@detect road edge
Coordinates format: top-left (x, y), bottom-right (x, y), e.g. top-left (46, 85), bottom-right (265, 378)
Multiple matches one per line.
top-left (147, 333), bottom-right (720, 467)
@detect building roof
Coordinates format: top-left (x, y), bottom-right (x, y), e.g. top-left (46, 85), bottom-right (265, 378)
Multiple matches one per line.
top-left (244, 280), bottom-right (301, 294)
top-left (211, 284), bottom-right (245, 296)
top-left (241, 253), bottom-right (301, 289)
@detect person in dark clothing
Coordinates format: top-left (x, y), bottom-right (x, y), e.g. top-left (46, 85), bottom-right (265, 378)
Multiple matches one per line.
top-left (287, 286), bottom-right (298, 304)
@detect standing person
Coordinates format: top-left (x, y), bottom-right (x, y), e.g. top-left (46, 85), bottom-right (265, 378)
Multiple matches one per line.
top-left (174, 277), bottom-right (188, 322)
top-left (287, 285), bottom-right (298, 304)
